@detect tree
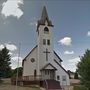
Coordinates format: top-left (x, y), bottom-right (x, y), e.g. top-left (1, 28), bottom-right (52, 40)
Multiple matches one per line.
top-left (77, 49), bottom-right (90, 89)
top-left (12, 67), bottom-right (23, 77)
top-left (0, 47), bottom-right (11, 78)
top-left (74, 71), bottom-right (79, 79)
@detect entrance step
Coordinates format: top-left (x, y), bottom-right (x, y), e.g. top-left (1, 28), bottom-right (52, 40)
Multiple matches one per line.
top-left (43, 80), bottom-right (62, 90)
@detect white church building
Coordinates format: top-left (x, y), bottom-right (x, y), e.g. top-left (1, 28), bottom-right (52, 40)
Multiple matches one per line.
top-left (22, 6), bottom-right (70, 86)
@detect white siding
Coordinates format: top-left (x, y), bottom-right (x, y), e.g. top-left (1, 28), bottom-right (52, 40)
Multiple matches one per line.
top-left (51, 59), bottom-right (70, 86)
top-left (37, 21), bottom-right (54, 70)
top-left (23, 47), bottom-right (38, 76)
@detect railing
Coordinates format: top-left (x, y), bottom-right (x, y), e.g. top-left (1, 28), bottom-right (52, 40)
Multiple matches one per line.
top-left (11, 75), bottom-right (42, 81)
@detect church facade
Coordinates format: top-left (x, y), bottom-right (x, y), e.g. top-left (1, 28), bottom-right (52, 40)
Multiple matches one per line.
top-left (22, 6), bottom-right (70, 86)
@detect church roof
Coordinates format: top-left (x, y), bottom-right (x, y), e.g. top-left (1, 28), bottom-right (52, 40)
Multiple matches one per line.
top-left (54, 51), bottom-right (63, 62)
top-left (40, 63), bottom-right (57, 71)
top-left (37, 6), bottom-right (53, 30)
top-left (22, 45), bottom-right (63, 66)
top-left (54, 59), bottom-right (69, 76)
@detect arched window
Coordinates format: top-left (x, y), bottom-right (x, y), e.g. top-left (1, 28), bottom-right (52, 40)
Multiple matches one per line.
top-left (44, 27), bottom-right (49, 34)
top-left (34, 69), bottom-right (37, 78)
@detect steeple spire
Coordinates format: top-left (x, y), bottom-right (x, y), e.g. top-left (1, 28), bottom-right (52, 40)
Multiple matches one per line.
top-left (41, 6), bottom-right (49, 21)
top-left (37, 6), bottom-right (53, 31)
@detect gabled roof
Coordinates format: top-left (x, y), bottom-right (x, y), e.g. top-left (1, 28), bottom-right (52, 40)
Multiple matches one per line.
top-left (54, 51), bottom-right (63, 62)
top-left (54, 59), bottom-right (69, 76)
top-left (40, 63), bottom-right (57, 71)
top-left (37, 6), bottom-right (53, 30)
top-left (22, 45), bottom-right (63, 66)
top-left (22, 45), bottom-right (38, 66)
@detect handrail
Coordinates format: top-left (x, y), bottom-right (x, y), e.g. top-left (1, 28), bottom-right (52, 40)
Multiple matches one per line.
top-left (45, 80), bottom-right (48, 90)
top-left (11, 75), bottom-right (42, 81)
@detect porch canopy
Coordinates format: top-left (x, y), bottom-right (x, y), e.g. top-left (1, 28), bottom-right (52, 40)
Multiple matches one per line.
top-left (40, 63), bottom-right (57, 71)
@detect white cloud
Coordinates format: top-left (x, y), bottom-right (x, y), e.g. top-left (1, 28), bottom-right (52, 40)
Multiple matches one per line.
top-left (87, 31), bottom-right (90, 37)
top-left (62, 57), bottom-right (80, 72)
top-left (1, 0), bottom-right (23, 19)
top-left (8, 52), bottom-right (13, 55)
top-left (68, 57), bottom-right (80, 71)
top-left (68, 57), bottom-right (80, 64)
top-left (5, 43), bottom-right (17, 51)
top-left (64, 50), bottom-right (74, 55)
top-left (11, 56), bottom-right (22, 62)
top-left (0, 43), bottom-right (17, 51)
top-left (58, 37), bottom-right (72, 46)
top-left (11, 56), bottom-right (23, 69)
top-left (0, 44), bottom-right (4, 50)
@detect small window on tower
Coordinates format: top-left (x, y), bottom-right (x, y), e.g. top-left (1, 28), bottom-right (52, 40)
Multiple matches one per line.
top-left (43, 39), bottom-right (46, 45)
top-left (47, 39), bottom-right (50, 45)
top-left (44, 27), bottom-right (49, 34)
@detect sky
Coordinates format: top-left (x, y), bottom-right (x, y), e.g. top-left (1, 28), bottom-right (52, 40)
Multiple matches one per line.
top-left (0, 0), bottom-right (90, 72)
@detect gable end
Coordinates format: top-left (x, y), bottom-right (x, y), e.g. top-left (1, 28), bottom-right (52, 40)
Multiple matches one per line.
top-left (22, 45), bottom-right (38, 66)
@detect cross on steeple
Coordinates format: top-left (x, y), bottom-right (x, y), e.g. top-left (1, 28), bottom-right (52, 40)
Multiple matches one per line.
top-left (43, 48), bottom-right (50, 61)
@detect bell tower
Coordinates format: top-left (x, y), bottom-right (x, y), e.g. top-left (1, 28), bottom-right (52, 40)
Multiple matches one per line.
top-left (37, 6), bottom-right (54, 73)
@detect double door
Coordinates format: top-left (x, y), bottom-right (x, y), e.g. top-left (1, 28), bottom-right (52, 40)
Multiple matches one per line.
top-left (41, 70), bottom-right (55, 80)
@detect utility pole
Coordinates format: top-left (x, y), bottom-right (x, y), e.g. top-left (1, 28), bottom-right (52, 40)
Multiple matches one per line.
top-left (16, 43), bottom-right (21, 90)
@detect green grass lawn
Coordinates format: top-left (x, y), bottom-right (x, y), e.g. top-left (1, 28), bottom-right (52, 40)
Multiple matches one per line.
top-left (74, 85), bottom-right (87, 90)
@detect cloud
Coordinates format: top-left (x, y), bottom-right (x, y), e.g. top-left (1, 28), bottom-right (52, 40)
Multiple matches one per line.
top-left (64, 50), bottom-right (74, 55)
top-left (1, 0), bottom-right (23, 19)
top-left (62, 57), bottom-right (80, 71)
top-left (11, 56), bottom-right (23, 69)
top-left (0, 43), bottom-right (17, 51)
top-left (68, 57), bottom-right (80, 64)
top-left (11, 56), bottom-right (22, 62)
top-left (0, 44), bottom-right (4, 50)
top-left (8, 52), bottom-right (13, 55)
top-left (58, 37), bottom-right (72, 46)
top-left (5, 43), bottom-right (17, 51)
top-left (87, 31), bottom-right (90, 37)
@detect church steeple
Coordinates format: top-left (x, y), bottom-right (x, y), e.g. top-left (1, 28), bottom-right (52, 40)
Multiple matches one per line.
top-left (37, 6), bottom-right (53, 31)
top-left (41, 6), bottom-right (49, 22)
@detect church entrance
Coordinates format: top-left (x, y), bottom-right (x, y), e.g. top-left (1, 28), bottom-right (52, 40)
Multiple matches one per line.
top-left (41, 70), bottom-right (55, 80)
